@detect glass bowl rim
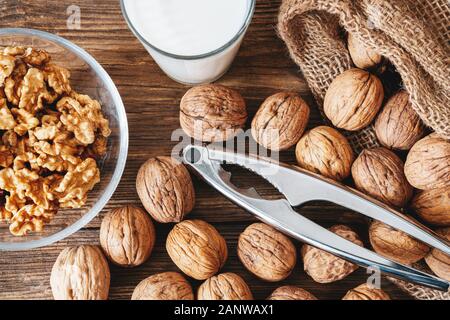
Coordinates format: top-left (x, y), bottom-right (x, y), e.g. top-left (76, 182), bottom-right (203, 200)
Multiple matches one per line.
top-left (0, 27), bottom-right (129, 251)
top-left (120, 0), bottom-right (256, 60)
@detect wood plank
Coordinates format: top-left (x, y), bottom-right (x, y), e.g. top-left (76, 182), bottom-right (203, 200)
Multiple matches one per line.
top-left (0, 0), bottom-right (410, 300)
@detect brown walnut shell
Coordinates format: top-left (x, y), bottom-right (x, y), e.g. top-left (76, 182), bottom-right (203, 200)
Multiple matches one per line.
top-left (295, 126), bottom-right (354, 181)
top-left (237, 223), bottom-right (296, 282)
top-left (374, 91), bottom-right (425, 150)
top-left (267, 286), bottom-right (317, 300)
top-left (166, 219), bottom-right (228, 280)
top-left (324, 68), bottom-right (384, 131)
top-left (136, 156), bottom-right (195, 223)
top-left (342, 283), bottom-right (390, 300)
top-left (369, 220), bottom-right (430, 265)
top-left (404, 134), bottom-right (450, 190)
top-left (251, 92), bottom-right (310, 151)
top-left (347, 33), bottom-right (382, 69)
top-left (411, 187), bottom-right (450, 227)
top-left (351, 147), bottom-right (413, 208)
top-left (131, 272), bottom-right (194, 300)
top-left (424, 228), bottom-right (450, 281)
top-left (197, 272), bottom-right (253, 300)
top-left (180, 84), bottom-right (247, 142)
top-left (100, 205), bottom-right (155, 267)
top-left (50, 245), bottom-right (110, 300)
top-left (302, 225), bottom-right (363, 283)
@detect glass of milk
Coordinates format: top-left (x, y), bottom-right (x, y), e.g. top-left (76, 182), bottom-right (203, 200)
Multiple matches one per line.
top-left (121, 0), bottom-right (255, 84)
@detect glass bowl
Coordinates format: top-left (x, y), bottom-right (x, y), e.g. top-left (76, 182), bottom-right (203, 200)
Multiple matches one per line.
top-left (0, 28), bottom-right (128, 251)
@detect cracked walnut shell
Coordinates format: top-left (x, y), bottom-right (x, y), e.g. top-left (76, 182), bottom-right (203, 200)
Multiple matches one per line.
top-left (404, 134), bottom-right (450, 190)
top-left (132, 272), bottom-right (194, 300)
top-left (180, 84), bottom-right (247, 142)
top-left (347, 33), bottom-right (382, 70)
top-left (411, 187), bottom-right (450, 227)
top-left (136, 156), bottom-right (195, 223)
top-left (238, 223), bottom-right (296, 282)
top-left (374, 91), bottom-right (425, 150)
top-left (100, 205), bottom-right (155, 267)
top-left (166, 219), bottom-right (228, 280)
top-left (302, 225), bottom-right (362, 283)
top-left (267, 286), bottom-right (317, 300)
top-left (50, 245), bottom-right (110, 300)
top-left (351, 147), bottom-right (412, 208)
top-left (342, 283), bottom-right (390, 300)
top-left (324, 68), bottom-right (384, 131)
top-left (424, 228), bottom-right (450, 281)
top-left (369, 220), bottom-right (430, 265)
top-left (197, 273), bottom-right (253, 300)
top-left (295, 126), bottom-right (354, 181)
top-left (251, 92), bottom-right (310, 151)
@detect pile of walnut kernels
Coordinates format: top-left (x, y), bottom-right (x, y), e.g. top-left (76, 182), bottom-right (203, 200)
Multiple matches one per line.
top-left (0, 47), bottom-right (110, 236)
top-left (49, 35), bottom-right (448, 300)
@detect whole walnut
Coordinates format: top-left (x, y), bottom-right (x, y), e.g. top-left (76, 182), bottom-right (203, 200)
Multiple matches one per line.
top-left (238, 223), bottom-right (296, 282)
top-left (295, 126), bottom-right (354, 181)
top-left (424, 228), bottom-right (450, 281)
top-left (100, 205), bottom-right (155, 267)
top-left (50, 245), bottom-right (110, 300)
top-left (251, 92), bottom-right (310, 151)
top-left (347, 33), bottom-right (382, 69)
top-left (136, 156), bottom-right (195, 223)
top-left (267, 286), bottom-right (317, 300)
top-left (180, 84), bottom-right (247, 142)
top-left (342, 283), bottom-right (390, 300)
top-left (374, 91), bottom-right (425, 150)
top-left (302, 225), bottom-right (362, 283)
top-left (197, 272), bottom-right (253, 300)
top-left (411, 187), bottom-right (450, 227)
top-left (351, 147), bottom-right (413, 208)
top-left (369, 220), bottom-right (430, 265)
top-left (324, 68), bottom-right (384, 131)
top-left (166, 219), bottom-right (228, 280)
top-left (131, 272), bottom-right (194, 300)
top-left (404, 134), bottom-right (450, 190)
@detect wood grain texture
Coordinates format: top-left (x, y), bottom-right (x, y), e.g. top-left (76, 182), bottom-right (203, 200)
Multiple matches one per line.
top-left (0, 0), bottom-right (410, 300)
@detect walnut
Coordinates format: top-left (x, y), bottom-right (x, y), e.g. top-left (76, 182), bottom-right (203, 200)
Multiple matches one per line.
top-left (0, 98), bottom-right (16, 130)
top-left (302, 225), bottom-right (362, 283)
top-left (369, 220), bottom-right (430, 265)
top-left (9, 204), bottom-right (55, 236)
top-left (22, 47), bottom-right (51, 67)
top-left (324, 68), bottom-right (384, 131)
top-left (44, 64), bottom-right (71, 95)
top-left (424, 228), bottom-right (450, 281)
top-left (0, 146), bottom-right (13, 168)
top-left (237, 222), bottom-right (296, 282)
top-left (4, 60), bottom-right (27, 105)
top-left (136, 156), bottom-right (195, 223)
top-left (131, 272), bottom-right (194, 300)
top-left (100, 205), bottom-right (156, 267)
top-left (166, 219), bottom-right (228, 280)
top-left (18, 68), bottom-right (57, 114)
top-left (404, 134), bottom-right (450, 190)
top-left (50, 245), bottom-right (110, 300)
top-left (11, 108), bottom-right (39, 136)
top-left (374, 91), bottom-right (425, 150)
top-left (54, 158), bottom-right (100, 208)
top-left (180, 84), bottom-right (247, 142)
top-left (342, 283), bottom-right (390, 300)
top-left (267, 286), bottom-right (317, 300)
top-left (347, 33), bottom-right (382, 69)
top-left (411, 187), bottom-right (450, 227)
top-left (351, 147), bottom-right (413, 208)
top-left (251, 92), bottom-right (310, 151)
top-left (57, 92), bottom-right (110, 145)
top-left (0, 53), bottom-right (15, 85)
top-left (197, 273), bottom-right (253, 300)
top-left (295, 126), bottom-right (354, 181)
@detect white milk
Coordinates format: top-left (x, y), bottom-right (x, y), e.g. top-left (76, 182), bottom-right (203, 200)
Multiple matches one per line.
top-left (122, 0), bottom-right (254, 84)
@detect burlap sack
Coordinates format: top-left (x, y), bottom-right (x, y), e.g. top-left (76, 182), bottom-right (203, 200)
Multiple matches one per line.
top-left (278, 0), bottom-right (449, 300)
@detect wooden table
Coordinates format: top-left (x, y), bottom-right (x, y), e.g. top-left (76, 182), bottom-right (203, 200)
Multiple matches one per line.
top-left (0, 0), bottom-right (410, 300)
